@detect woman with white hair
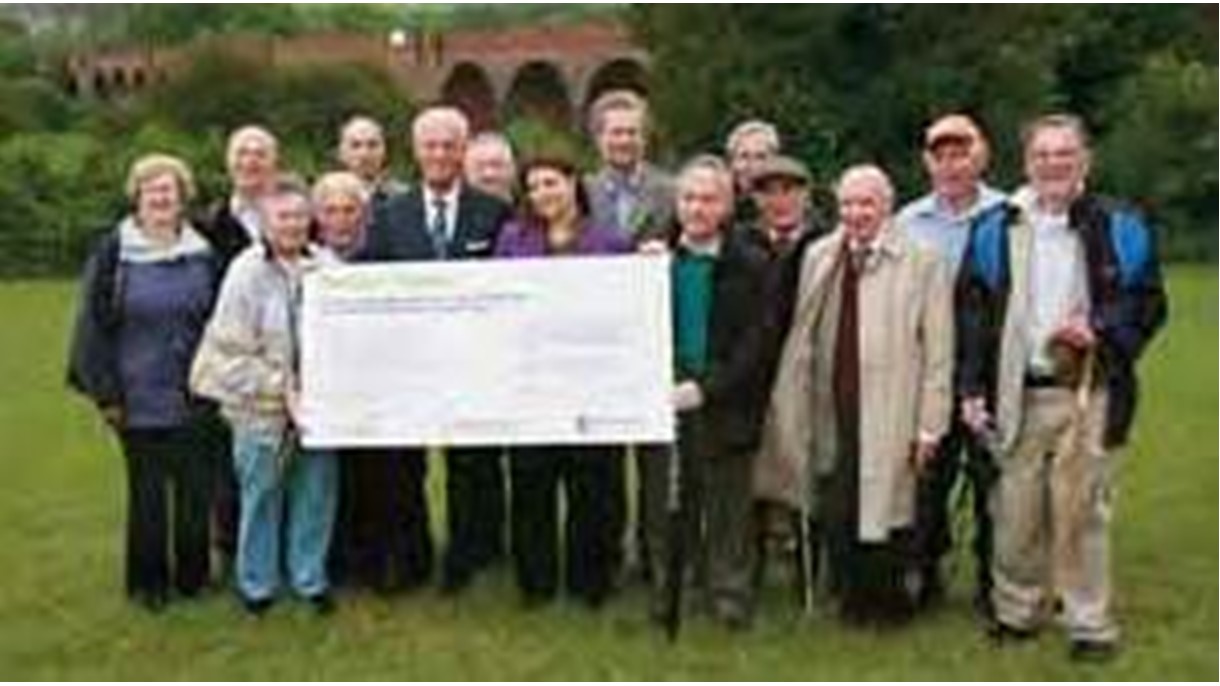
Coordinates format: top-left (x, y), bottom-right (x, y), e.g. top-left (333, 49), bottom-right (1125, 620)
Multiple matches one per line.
top-left (67, 153), bottom-right (221, 611)
top-left (761, 164), bottom-right (953, 625)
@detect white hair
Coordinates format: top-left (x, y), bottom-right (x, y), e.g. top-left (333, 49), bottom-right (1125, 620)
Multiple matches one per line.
top-left (677, 154), bottom-right (735, 201)
top-left (412, 106), bottom-right (470, 143)
top-left (725, 119), bottom-right (781, 156)
top-left (835, 164), bottom-right (895, 209)
top-left (226, 125), bottom-right (278, 164)
top-left (340, 115), bottom-right (385, 143)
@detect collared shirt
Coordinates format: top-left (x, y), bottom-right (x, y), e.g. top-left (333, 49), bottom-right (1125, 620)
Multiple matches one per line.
top-left (898, 183), bottom-right (1005, 276)
top-left (422, 182), bottom-right (461, 244)
top-left (603, 165), bottom-right (645, 235)
top-left (229, 194), bottom-right (263, 244)
top-left (1026, 205), bottom-right (1090, 376)
top-left (678, 232), bottom-right (723, 259)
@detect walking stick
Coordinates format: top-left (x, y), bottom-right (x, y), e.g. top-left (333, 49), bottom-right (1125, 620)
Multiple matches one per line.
top-left (662, 441), bottom-right (685, 641)
top-left (797, 504), bottom-right (815, 617)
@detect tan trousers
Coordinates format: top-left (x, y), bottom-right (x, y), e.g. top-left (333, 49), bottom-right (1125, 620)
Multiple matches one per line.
top-left (991, 388), bottom-right (1119, 643)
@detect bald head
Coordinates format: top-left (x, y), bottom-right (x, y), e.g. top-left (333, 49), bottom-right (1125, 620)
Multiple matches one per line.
top-left (464, 132), bottom-right (516, 202)
top-left (338, 116), bottom-right (388, 183)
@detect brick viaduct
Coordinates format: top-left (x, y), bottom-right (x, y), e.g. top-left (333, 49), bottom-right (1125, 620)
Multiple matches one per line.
top-left (63, 19), bottom-right (650, 132)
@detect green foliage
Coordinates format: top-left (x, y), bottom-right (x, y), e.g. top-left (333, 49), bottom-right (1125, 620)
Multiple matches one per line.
top-left (0, 52), bottom-right (413, 275)
top-left (0, 77), bottom-right (80, 137)
top-left (138, 49), bottom-right (414, 177)
top-left (627, 5), bottom-right (1218, 260)
top-left (504, 116), bottom-right (595, 169)
top-left (0, 132), bottom-right (115, 275)
top-left (1097, 53), bottom-right (1218, 261)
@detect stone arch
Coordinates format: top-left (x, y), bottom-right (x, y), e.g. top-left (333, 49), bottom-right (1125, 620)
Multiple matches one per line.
top-left (502, 60), bottom-right (572, 129)
top-left (582, 57), bottom-right (649, 110)
top-left (93, 70), bottom-right (109, 98)
top-left (440, 62), bottom-right (498, 132)
top-left (131, 68), bottom-right (147, 90)
top-left (111, 67), bottom-right (127, 92)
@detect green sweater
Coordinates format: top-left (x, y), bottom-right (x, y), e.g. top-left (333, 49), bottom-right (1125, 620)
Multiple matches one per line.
top-left (672, 252), bottom-right (716, 380)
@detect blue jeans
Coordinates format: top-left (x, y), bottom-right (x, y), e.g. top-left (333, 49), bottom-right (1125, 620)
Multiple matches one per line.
top-left (232, 428), bottom-right (337, 601)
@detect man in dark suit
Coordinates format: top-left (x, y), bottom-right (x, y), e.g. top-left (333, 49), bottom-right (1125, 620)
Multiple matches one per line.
top-left (366, 106), bottom-right (512, 593)
top-left (196, 125), bottom-right (280, 579)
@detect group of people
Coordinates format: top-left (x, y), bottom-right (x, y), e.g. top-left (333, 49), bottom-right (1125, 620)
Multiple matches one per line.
top-left (67, 87), bottom-right (1166, 662)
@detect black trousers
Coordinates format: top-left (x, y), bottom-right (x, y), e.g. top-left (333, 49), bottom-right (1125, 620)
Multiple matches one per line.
top-left (442, 447), bottom-right (506, 588)
top-left (509, 445), bottom-right (621, 604)
top-left (208, 416), bottom-right (238, 566)
top-left (118, 420), bottom-right (214, 599)
top-left (331, 448), bottom-right (434, 590)
top-left (914, 415), bottom-right (997, 594)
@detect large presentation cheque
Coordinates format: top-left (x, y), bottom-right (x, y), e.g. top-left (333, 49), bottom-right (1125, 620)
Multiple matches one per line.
top-left (299, 255), bottom-right (675, 448)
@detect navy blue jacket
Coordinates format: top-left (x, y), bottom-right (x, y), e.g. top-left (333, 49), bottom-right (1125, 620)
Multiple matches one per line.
top-left (365, 184), bottom-right (510, 262)
top-left (957, 194), bottom-right (1168, 448)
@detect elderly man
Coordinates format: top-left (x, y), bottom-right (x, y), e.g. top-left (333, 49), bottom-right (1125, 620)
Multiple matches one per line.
top-left (584, 89), bottom-right (674, 245)
top-left (958, 114), bottom-right (1166, 660)
top-left (746, 155), bottom-right (824, 258)
top-left (646, 155), bottom-right (771, 629)
top-left (763, 165), bottom-right (952, 625)
top-left (725, 119), bottom-right (781, 198)
top-left (896, 113), bottom-right (1007, 612)
top-left (337, 115), bottom-right (407, 208)
top-left (202, 126), bottom-right (279, 270)
top-left (463, 131), bottom-right (517, 204)
top-left (746, 154), bottom-right (828, 591)
top-left (197, 125), bottom-right (280, 580)
top-left (368, 106), bottom-right (513, 594)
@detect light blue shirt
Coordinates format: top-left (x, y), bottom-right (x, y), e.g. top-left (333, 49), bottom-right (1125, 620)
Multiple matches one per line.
top-left (897, 184), bottom-right (1005, 276)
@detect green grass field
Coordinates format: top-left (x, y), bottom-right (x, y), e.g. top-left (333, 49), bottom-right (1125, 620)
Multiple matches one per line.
top-left (1, 269), bottom-right (1215, 680)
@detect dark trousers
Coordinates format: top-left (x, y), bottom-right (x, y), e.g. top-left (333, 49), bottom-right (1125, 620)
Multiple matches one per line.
top-left (209, 416), bottom-right (238, 567)
top-left (642, 413), bottom-right (755, 616)
top-left (509, 445), bottom-right (621, 604)
top-left (914, 416), bottom-right (997, 596)
top-left (441, 447), bottom-right (505, 588)
top-left (118, 421), bottom-right (213, 599)
top-left (332, 448), bottom-right (433, 590)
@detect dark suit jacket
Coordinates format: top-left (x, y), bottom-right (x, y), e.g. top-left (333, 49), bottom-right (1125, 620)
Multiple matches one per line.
top-left (367, 184), bottom-right (511, 262)
top-left (672, 227), bottom-right (773, 454)
top-left (197, 201), bottom-right (256, 273)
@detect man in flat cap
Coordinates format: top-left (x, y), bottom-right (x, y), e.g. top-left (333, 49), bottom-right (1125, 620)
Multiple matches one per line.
top-left (747, 155), bottom-right (830, 598)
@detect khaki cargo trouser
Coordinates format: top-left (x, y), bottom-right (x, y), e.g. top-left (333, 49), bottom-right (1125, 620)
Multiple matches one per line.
top-left (991, 387), bottom-right (1119, 643)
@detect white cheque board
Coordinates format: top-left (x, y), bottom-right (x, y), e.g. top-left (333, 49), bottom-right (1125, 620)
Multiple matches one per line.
top-left (299, 255), bottom-right (675, 448)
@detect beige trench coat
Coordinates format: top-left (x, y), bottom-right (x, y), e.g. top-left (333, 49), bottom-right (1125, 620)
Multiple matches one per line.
top-left (755, 225), bottom-right (953, 542)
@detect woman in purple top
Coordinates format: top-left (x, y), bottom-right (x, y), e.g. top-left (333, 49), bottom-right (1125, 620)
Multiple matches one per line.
top-left (495, 156), bottom-right (630, 608)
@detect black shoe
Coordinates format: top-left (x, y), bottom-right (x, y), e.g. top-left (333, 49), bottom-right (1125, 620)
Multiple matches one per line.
top-left (1070, 639), bottom-right (1118, 663)
top-left (972, 588), bottom-right (995, 622)
top-left (131, 590), bottom-right (168, 613)
top-left (917, 569), bottom-right (946, 609)
top-left (240, 595), bottom-right (274, 617)
top-left (307, 593), bottom-right (335, 616)
top-left (987, 620), bottom-right (1036, 644)
top-left (713, 599), bottom-right (753, 631)
top-left (439, 568), bottom-right (473, 595)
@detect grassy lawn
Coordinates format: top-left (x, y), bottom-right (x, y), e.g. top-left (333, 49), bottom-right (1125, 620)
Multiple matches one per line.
top-left (0, 268), bottom-right (1215, 680)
